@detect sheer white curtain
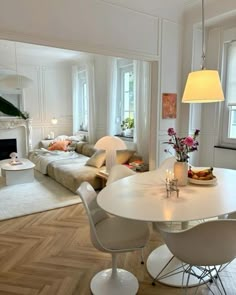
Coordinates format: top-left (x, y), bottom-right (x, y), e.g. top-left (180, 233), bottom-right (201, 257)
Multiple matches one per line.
top-left (72, 65), bottom-right (79, 134)
top-left (226, 41), bottom-right (236, 106)
top-left (107, 57), bottom-right (118, 135)
top-left (134, 60), bottom-right (151, 164)
top-left (85, 58), bottom-right (96, 144)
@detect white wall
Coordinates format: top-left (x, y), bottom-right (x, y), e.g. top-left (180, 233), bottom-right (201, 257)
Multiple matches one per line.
top-left (0, 61), bottom-right (74, 149)
top-left (157, 20), bottom-right (182, 166)
top-left (0, 0), bottom-right (159, 61)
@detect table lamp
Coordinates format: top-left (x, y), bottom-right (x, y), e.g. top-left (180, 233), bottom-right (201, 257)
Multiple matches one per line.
top-left (94, 136), bottom-right (127, 174)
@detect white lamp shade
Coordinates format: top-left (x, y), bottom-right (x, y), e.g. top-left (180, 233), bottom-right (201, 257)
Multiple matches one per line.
top-left (94, 136), bottom-right (127, 151)
top-left (182, 70), bottom-right (224, 103)
top-left (0, 74), bottom-right (33, 90)
top-left (95, 136), bottom-right (127, 173)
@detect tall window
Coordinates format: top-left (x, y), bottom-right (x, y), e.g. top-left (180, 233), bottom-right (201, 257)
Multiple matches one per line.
top-left (222, 41), bottom-right (236, 144)
top-left (78, 71), bottom-right (88, 131)
top-left (117, 60), bottom-right (134, 134)
top-left (120, 66), bottom-right (134, 119)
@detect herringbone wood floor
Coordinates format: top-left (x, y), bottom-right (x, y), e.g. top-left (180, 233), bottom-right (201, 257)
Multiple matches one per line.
top-left (0, 204), bottom-right (235, 295)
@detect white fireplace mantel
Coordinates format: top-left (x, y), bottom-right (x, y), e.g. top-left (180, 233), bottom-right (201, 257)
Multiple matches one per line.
top-left (0, 117), bottom-right (33, 154)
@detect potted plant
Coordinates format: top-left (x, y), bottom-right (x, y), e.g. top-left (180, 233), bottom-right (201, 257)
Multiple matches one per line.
top-left (120, 117), bottom-right (134, 137)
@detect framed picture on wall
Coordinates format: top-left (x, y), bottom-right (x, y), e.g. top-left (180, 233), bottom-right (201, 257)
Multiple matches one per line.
top-left (162, 93), bottom-right (177, 119)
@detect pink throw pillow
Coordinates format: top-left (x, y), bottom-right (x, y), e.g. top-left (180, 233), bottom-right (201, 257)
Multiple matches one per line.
top-left (48, 140), bottom-right (71, 151)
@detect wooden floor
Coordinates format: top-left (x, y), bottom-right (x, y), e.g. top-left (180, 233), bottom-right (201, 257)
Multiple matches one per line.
top-left (0, 203), bottom-right (236, 295)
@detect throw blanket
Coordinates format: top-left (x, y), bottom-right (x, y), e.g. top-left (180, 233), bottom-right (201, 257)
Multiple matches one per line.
top-left (29, 149), bottom-right (79, 174)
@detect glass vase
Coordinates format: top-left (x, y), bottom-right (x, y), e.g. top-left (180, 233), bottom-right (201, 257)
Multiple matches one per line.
top-left (174, 161), bottom-right (188, 186)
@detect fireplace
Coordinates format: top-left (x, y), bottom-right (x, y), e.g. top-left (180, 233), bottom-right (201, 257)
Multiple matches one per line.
top-left (0, 138), bottom-right (17, 160)
top-left (0, 117), bottom-right (32, 159)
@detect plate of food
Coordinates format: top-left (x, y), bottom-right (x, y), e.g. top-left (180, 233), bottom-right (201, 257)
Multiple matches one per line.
top-left (188, 167), bottom-right (217, 185)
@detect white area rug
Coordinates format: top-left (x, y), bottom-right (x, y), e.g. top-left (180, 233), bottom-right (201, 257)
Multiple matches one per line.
top-left (0, 171), bottom-right (82, 221)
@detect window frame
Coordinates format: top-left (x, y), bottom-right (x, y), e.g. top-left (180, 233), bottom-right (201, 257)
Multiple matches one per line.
top-left (77, 70), bottom-right (88, 131)
top-left (221, 40), bottom-right (236, 146)
top-left (117, 60), bottom-right (135, 127)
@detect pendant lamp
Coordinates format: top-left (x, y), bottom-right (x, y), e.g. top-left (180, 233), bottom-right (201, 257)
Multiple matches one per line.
top-left (0, 42), bottom-right (33, 90)
top-left (182, 0), bottom-right (224, 103)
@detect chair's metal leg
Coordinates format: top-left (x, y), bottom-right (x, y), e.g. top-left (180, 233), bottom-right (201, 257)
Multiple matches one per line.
top-left (151, 255), bottom-right (175, 286)
top-left (181, 262), bottom-right (185, 291)
top-left (213, 266), bottom-right (227, 295)
top-left (141, 248), bottom-right (144, 264)
top-left (185, 267), bottom-right (192, 295)
top-left (207, 266), bottom-right (226, 295)
top-left (196, 267), bottom-right (214, 295)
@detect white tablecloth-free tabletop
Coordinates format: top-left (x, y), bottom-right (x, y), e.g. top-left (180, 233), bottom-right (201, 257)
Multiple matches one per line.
top-left (97, 167), bottom-right (236, 222)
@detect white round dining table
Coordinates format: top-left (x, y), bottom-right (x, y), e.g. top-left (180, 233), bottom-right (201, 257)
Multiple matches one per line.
top-left (97, 167), bottom-right (236, 287)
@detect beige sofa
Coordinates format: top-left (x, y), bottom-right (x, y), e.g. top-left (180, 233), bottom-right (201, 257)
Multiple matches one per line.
top-left (29, 140), bottom-right (141, 193)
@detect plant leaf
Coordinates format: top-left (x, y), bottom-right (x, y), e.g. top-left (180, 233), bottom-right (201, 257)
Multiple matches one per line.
top-left (0, 96), bottom-right (27, 119)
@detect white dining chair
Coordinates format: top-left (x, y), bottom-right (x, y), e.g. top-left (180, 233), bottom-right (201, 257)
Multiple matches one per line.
top-left (76, 181), bottom-right (150, 295)
top-left (157, 219), bottom-right (236, 294)
top-left (107, 164), bottom-right (147, 264)
top-left (158, 156), bottom-right (176, 171)
top-left (106, 164), bottom-right (135, 186)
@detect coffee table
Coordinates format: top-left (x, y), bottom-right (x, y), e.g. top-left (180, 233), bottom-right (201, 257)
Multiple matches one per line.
top-left (1, 158), bottom-right (35, 186)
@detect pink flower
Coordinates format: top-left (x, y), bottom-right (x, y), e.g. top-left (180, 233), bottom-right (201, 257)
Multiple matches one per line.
top-left (164, 128), bottom-right (200, 162)
top-left (168, 128), bottom-right (176, 136)
top-left (184, 136), bottom-right (194, 147)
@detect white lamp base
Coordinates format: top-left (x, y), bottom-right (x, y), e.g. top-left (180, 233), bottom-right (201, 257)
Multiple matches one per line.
top-left (105, 150), bottom-right (117, 174)
top-left (91, 268), bottom-right (139, 295)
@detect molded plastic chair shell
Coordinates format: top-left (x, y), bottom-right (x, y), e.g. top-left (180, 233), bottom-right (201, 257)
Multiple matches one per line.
top-left (159, 156), bottom-right (176, 171)
top-left (106, 164), bottom-right (135, 186)
top-left (76, 181), bottom-right (150, 295)
top-left (158, 219), bottom-right (236, 294)
top-left (159, 219), bottom-right (236, 266)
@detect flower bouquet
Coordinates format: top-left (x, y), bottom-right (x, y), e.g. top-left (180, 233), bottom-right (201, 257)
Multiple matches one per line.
top-left (164, 128), bottom-right (200, 162)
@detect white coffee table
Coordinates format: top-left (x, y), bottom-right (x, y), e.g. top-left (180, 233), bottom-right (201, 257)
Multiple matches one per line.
top-left (1, 158), bottom-right (35, 186)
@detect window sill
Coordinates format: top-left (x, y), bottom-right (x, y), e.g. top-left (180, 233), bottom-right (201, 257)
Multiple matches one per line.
top-left (214, 145), bottom-right (236, 151)
top-left (115, 134), bottom-right (134, 142)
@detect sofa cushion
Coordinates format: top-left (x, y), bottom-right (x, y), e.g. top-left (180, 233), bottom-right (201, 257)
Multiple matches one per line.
top-left (48, 140), bottom-right (71, 151)
top-left (85, 150), bottom-right (106, 168)
top-left (47, 157), bottom-right (102, 193)
top-left (75, 141), bottom-right (87, 154)
top-left (82, 143), bottom-right (97, 157)
top-left (116, 150), bottom-right (136, 164)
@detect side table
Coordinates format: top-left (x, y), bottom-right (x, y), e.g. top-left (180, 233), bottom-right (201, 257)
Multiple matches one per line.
top-left (1, 158), bottom-right (35, 186)
top-left (96, 171), bottom-right (108, 189)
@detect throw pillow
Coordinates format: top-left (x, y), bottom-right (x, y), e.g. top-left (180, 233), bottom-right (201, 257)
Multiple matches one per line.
top-left (67, 140), bottom-right (77, 151)
top-left (116, 150), bottom-right (135, 164)
top-left (85, 150), bottom-right (106, 168)
top-left (82, 143), bottom-right (97, 157)
top-left (75, 141), bottom-right (87, 154)
top-left (48, 140), bottom-right (71, 151)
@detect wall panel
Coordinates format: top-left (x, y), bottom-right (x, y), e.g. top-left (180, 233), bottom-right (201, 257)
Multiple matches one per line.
top-left (0, 0), bottom-right (159, 59)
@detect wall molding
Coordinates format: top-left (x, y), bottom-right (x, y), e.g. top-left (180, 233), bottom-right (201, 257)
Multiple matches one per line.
top-left (0, 32), bottom-right (159, 62)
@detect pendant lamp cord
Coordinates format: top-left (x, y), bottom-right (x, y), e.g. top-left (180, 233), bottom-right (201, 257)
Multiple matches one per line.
top-left (14, 43), bottom-right (18, 75)
top-left (14, 42), bottom-right (21, 89)
top-left (201, 0), bottom-right (206, 70)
